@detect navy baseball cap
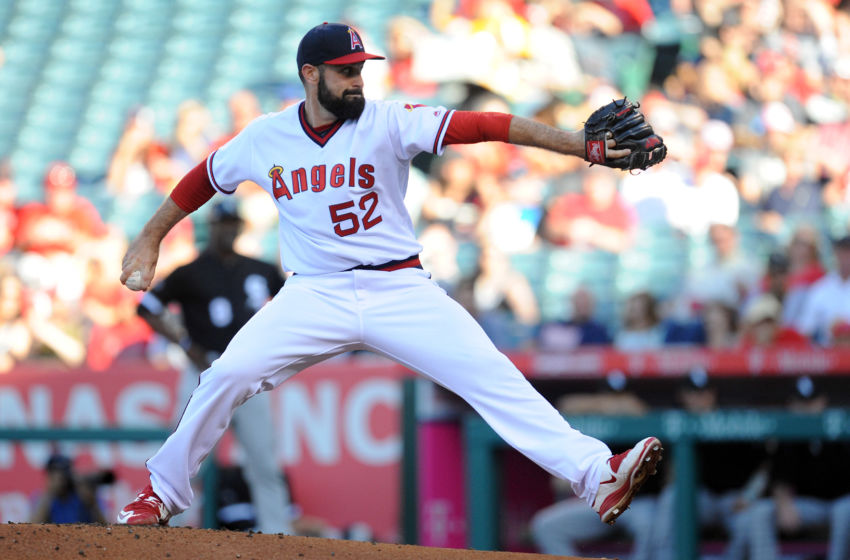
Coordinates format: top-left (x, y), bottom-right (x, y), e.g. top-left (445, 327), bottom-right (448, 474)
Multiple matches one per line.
top-left (297, 22), bottom-right (385, 71)
top-left (46, 454), bottom-right (72, 473)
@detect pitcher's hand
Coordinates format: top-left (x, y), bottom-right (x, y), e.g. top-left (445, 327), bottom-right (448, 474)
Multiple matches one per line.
top-left (120, 235), bottom-right (160, 292)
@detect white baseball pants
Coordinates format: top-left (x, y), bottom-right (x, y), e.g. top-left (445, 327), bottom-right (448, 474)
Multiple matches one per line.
top-left (170, 364), bottom-right (294, 534)
top-left (146, 268), bottom-right (611, 515)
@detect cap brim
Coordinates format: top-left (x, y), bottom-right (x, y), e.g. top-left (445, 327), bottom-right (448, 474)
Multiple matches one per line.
top-left (324, 52), bottom-right (385, 64)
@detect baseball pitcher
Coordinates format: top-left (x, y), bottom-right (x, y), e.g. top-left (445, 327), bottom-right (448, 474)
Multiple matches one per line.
top-left (117, 23), bottom-right (665, 529)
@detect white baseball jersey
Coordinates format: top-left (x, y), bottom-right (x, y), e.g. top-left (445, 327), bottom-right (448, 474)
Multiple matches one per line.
top-left (207, 100), bottom-right (454, 274)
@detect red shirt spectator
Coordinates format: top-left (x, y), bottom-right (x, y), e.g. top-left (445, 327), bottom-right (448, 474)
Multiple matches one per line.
top-left (83, 287), bottom-right (152, 371)
top-left (782, 225), bottom-right (827, 326)
top-left (15, 162), bottom-right (107, 254)
top-left (739, 294), bottom-right (811, 348)
top-left (543, 166), bottom-right (635, 252)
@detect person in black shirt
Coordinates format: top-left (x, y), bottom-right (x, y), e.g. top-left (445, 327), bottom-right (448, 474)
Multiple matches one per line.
top-left (30, 454), bottom-right (107, 524)
top-left (138, 199), bottom-right (292, 534)
top-left (735, 376), bottom-right (850, 560)
top-left (649, 369), bottom-right (771, 560)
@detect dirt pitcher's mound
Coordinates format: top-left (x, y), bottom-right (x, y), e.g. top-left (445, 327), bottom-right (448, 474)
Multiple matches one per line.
top-left (0, 523), bottom-right (611, 560)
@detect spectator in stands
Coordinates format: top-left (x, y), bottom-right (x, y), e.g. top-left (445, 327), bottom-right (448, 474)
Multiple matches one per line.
top-left (537, 286), bottom-right (611, 351)
top-left (531, 370), bottom-right (656, 559)
top-left (542, 166), bottom-right (636, 253)
top-left (678, 223), bottom-right (761, 317)
top-left (472, 94), bottom-right (556, 254)
top-left (422, 92), bottom-right (519, 245)
top-left (782, 225), bottom-right (826, 326)
top-left (663, 298), bottom-right (739, 348)
top-left (738, 294), bottom-right (810, 349)
top-left (701, 300), bottom-right (739, 349)
top-left (755, 252), bottom-right (790, 309)
top-left (385, 16), bottom-right (439, 99)
top-left (18, 282), bottom-right (86, 368)
top-left (453, 243), bottom-right (540, 350)
top-left (15, 162), bottom-right (107, 255)
top-left (693, 56), bottom-right (746, 124)
top-left (81, 236), bottom-right (152, 371)
top-left (614, 291), bottom-right (665, 351)
top-left (212, 90), bottom-right (263, 150)
top-left (31, 454), bottom-right (106, 524)
top-left (620, 94), bottom-right (699, 230)
top-left (0, 159), bottom-right (16, 256)
top-left (171, 99), bottom-right (215, 174)
top-left (8, 244), bottom-right (87, 369)
top-left (796, 235), bottom-right (850, 345)
top-left (106, 107), bottom-right (160, 198)
top-left (421, 151), bottom-right (478, 227)
top-left (0, 266), bottom-right (32, 372)
top-left (737, 376), bottom-right (850, 560)
top-left (676, 120), bottom-right (739, 237)
top-left (106, 108), bottom-right (175, 239)
top-left (757, 133), bottom-right (824, 236)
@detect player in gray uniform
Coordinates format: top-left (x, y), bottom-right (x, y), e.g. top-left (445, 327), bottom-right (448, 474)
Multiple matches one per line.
top-left (117, 23), bottom-right (663, 529)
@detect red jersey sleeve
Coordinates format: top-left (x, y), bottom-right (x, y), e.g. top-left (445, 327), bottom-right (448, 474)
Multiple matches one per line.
top-left (443, 111), bottom-right (513, 145)
top-left (169, 158), bottom-right (216, 213)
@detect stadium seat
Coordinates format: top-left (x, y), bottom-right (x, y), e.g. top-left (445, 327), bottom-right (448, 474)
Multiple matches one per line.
top-left (539, 248), bottom-right (618, 322)
top-left (617, 225), bottom-right (688, 300)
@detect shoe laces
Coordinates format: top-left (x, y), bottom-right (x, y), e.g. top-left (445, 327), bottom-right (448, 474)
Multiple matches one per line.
top-left (143, 496), bottom-right (161, 507)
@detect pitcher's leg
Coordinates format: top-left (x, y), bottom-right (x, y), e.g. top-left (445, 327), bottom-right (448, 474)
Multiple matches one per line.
top-left (361, 273), bottom-right (610, 502)
top-left (231, 391), bottom-right (294, 534)
top-left (165, 365), bottom-right (203, 527)
top-left (148, 278), bottom-right (360, 514)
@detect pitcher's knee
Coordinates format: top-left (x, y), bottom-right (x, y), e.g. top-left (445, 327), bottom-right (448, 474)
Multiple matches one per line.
top-left (201, 359), bottom-right (258, 399)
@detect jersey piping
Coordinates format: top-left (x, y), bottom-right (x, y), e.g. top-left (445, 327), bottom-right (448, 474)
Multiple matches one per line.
top-left (298, 102), bottom-right (345, 147)
top-left (433, 110), bottom-right (452, 154)
top-left (207, 150), bottom-right (236, 194)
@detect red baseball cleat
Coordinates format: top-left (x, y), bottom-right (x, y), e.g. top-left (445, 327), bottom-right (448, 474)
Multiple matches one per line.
top-left (116, 484), bottom-right (171, 525)
top-left (592, 436), bottom-right (663, 525)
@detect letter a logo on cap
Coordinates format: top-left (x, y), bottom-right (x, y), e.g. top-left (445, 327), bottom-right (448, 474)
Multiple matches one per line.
top-left (348, 27), bottom-right (363, 50)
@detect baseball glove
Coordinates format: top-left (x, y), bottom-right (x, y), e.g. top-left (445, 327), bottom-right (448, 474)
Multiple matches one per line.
top-left (583, 98), bottom-right (667, 171)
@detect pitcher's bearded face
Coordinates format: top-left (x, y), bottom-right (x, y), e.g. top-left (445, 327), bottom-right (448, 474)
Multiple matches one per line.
top-left (317, 64), bottom-right (365, 120)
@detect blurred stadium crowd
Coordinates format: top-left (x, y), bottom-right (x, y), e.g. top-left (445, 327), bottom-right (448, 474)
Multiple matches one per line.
top-left (2, 0), bottom-right (850, 374)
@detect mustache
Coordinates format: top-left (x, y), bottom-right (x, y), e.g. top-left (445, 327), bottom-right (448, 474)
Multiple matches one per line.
top-left (344, 89), bottom-right (363, 96)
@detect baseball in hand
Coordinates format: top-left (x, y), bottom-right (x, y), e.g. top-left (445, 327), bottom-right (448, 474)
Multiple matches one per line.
top-left (125, 270), bottom-right (144, 291)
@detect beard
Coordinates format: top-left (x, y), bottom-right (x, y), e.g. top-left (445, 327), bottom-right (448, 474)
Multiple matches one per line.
top-left (317, 72), bottom-right (365, 120)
